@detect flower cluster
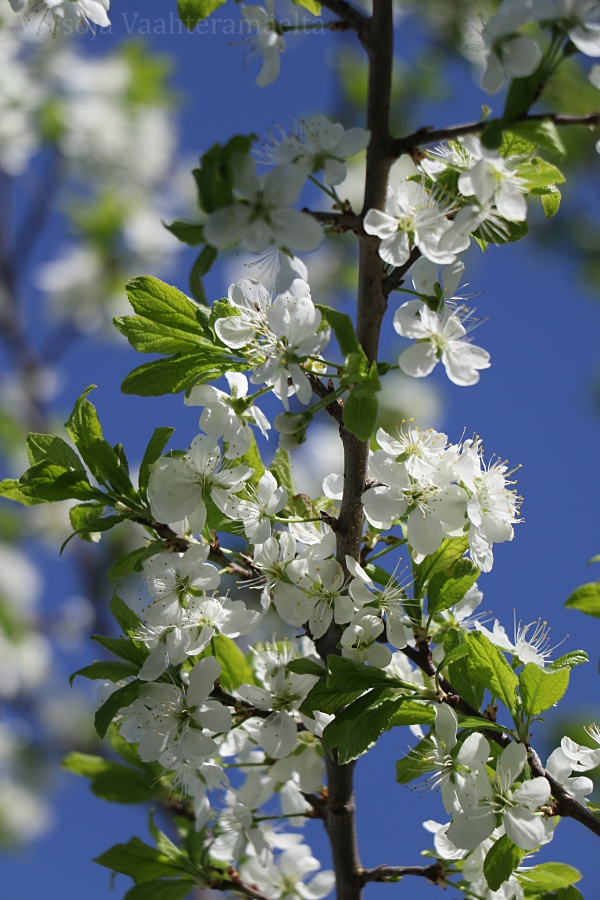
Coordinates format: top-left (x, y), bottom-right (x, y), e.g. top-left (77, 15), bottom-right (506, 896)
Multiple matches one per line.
top-left (363, 425), bottom-right (520, 570)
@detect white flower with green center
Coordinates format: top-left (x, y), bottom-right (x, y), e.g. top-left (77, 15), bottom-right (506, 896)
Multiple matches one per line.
top-left (374, 424), bottom-right (450, 481)
top-left (119, 656), bottom-right (231, 766)
top-left (278, 558), bottom-right (353, 639)
top-left (477, 3), bottom-right (542, 93)
top-left (185, 372), bottom-right (270, 460)
top-left (147, 434), bottom-right (253, 534)
top-left (240, 843), bottom-right (335, 900)
top-left (458, 136), bottom-right (528, 223)
top-left (213, 470), bottom-right (288, 544)
top-left (475, 616), bottom-right (558, 668)
top-left (363, 156), bottom-right (470, 267)
top-left (426, 704), bottom-right (490, 815)
top-left (339, 611), bottom-right (393, 668)
top-left (204, 155), bottom-right (322, 254)
top-left (455, 438), bottom-right (520, 572)
top-left (264, 115), bottom-right (370, 186)
top-left (393, 299), bottom-right (491, 386)
top-left (448, 742), bottom-right (552, 851)
top-left (346, 555), bottom-right (412, 650)
top-left (139, 545), bottom-right (221, 625)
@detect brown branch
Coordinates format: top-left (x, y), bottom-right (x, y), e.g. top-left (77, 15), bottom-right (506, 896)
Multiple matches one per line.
top-left (304, 208), bottom-right (363, 232)
top-left (393, 110), bottom-right (600, 156)
top-left (359, 861), bottom-right (446, 885)
top-left (214, 868), bottom-right (275, 900)
top-left (528, 747), bottom-right (600, 839)
top-left (308, 373), bottom-right (344, 425)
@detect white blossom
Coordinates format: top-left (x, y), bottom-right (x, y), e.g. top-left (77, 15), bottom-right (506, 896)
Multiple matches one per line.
top-left (185, 372), bottom-right (270, 459)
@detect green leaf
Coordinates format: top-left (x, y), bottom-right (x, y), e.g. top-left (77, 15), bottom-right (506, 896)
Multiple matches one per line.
top-left (455, 715), bottom-right (509, 735)
top-left (127, 276), bottom-right (211, 332)
top-left (193, 136), bottom-right (254, 214)
top-left (503, 67), bottom-right (547, 122)
top-left (519, 663), bottom-right (569, 716)
top-left (414, 536), bottom-right (469, 599)
top-left (94, 836), bottom-right (190, 883)
top-left (26, 433), bottom-right (86, 471)
top-left (315, 305), bottom-right (361, 356)
top-left (121, 350), bottom-right (245, 397)
top-left (115, 317), bottom-right (203, 355)
top-left (337, 694), bottom-right (406, 764)
top-left (387, 700), bottom-right (436, 728)
top-left (69, 660), bottom-right (140, 686)
top-left (300, 656), bottom-right (402, 717)
top-left (139, 428), bottom-right (175, 493)
top-left (520, 159), bottom-right (565, 191)
top-left (291, 0), bottom-right (321, 14)
top-left (91, 635), bottom-right (149, 667)
top-left (546, 650), bottom-right (588, 672)
top-left (484, 834), bottom-right (522, 891)
top-left (163, 220), bottom-right (205, 246)
top-left (177, 0), bottom-right (226, 29)
top-left (464, 631), bottom-right (519, 714)
top-left (519, 862), bottom-right (581, 895)
top-left (0, 478), bottom-right (47, 506)
top-left (234, 432), bottom-right (265, 486)
top-left (444, 630), bottom-right (485, 711)
top-left (210, 634), bottom-right (256, 691)
top-left (65, 386), bottom-right (104, 479)
top-left (343, 390), bottom-right (378, 441)
top-left (94, 680), bottom-right (142, 739)
top-left (565, 582), bottom-right (600, 617)
top-left (541, 188), bottom-right (561, 219)
top-left (19, 461), bottom-right (98, 502)
top-left (510, 120), bottom-right (566, 158)
top-left (323, 688), bottom-right (396, 752)
top-left (110, 593), bottom-right (142, 637)
top-left (62, 752), bottom-right (157, 804)
top-left (270, 447), bottom-right (295, 499)
top-left (286, 659), bottom-right (325, 678)
top-left (109, 544), bottom-right (165, 582)
top-left (427, 558), bottom-right (479, 615)
top-left (124, 880), bottom-right (196, 900)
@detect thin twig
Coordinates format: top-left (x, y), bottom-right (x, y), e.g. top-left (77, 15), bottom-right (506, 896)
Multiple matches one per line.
top-left (382, 247), bottom-right (421, 297)
top-left (304, 208), bottom-right (363, 232)
top-left (392, 110), bottom-right (600, 156)
top-left (359, 861), bottom-right (446, 884)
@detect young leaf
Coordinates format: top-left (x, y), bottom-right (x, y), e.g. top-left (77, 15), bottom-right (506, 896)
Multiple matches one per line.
top-left (464, 631), bottom-right (519, 714)
top-left (62, 752), bottom-right (157, 804)
top-left (69, 660), bottom-right (140, 686)
top-left (125, 276), bottom-right (211, 337)
top-left (427, 558), bottom-right (479, 615)
top-left (95, 680), bottom-right (142, 739)
top-left (337, 695), bottom-right (406, 764)
top-left (121, 350), bottom-right (245, 397)
top-left (26, 433), bottom-right (86, 471)
top-left (519, 663), bottom-right (569, 716)
top-left (108, 544), bottom-right (165, 582)
top-left (65, 386), bottom-right (104, 478)
top-left (315, 304), bottom-right (361, 356)
top-left (291, 0), bottom-right (321, 15)
top-left (110, 593), bottom-right (142, 637)
top-left (139, 428), bottom-right (175, 493)
top-left (209, 634), bottom-right (256, 691)
top-left (541, 189), bottom-right (561, 219)
top-left (178, 0), bottom-right (226, 29)
top-left (323, 688), bottom-right (396, 751)
top-left (270, 446), bottom-right (295, 499)
top-left (444, 630), bottom-right (485, 711)
top-left (565, 582), bottom-right (600, 617)
top-left (91, 635), bottom-right (149, 667)
top-left (413, 536), bottom-right (469, 599)
top-left (518, 862), bottom-right (581, 894)
top-left (484, 834), bottom-right (522, 891)
top-left (546, 651), bottom-right (588, 672)
top-left (163, 220), bottom-right (205, 246)
top-left (19, 461), bottom-right (99, 503)
top-left (93, 836), bottom-right (190, 882)
top-left (343, 390), bottom-right (378, 442)
top-left (286, 658), bottom-right (325, 678)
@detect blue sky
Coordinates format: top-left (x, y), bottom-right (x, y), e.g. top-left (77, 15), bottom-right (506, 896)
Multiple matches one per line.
top-left (3, 2), bottom-right (600, 897)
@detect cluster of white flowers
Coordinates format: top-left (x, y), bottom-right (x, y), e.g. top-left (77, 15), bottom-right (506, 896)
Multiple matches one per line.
top-left (471, 0), bottom-right (600, 94)
top-left (363, 425), bottom-right (520, 571)
top-left (7, 0), bottom-right (110, 30)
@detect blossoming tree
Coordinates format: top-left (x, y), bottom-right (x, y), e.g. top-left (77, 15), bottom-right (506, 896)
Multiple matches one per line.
top-left (3, 0), bottom-right (600, 898)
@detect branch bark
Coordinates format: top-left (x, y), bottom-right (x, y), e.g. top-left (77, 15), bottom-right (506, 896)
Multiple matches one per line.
top-left (316, 4), bottom-right (396, 900)
top-left (359, 861), bottom-right (446, 884)
top-left (392, 110), bottom-right (600, 156)
top-left (318, 0), bottom-right (370, 35)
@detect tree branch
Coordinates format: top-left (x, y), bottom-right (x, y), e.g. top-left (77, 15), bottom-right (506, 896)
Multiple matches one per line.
top-left (304, 208), bottom-right (363, 232)
top-left (528, 747), bottom-right (600, 839)
top-left (392, 110), bottom-right (600, 156)
top-left (382, 247), bottom-right (421, 297)
top-left (359, 861), bottom-right (446, 884)
top-left (318, 0), bottom-right (370, 36)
